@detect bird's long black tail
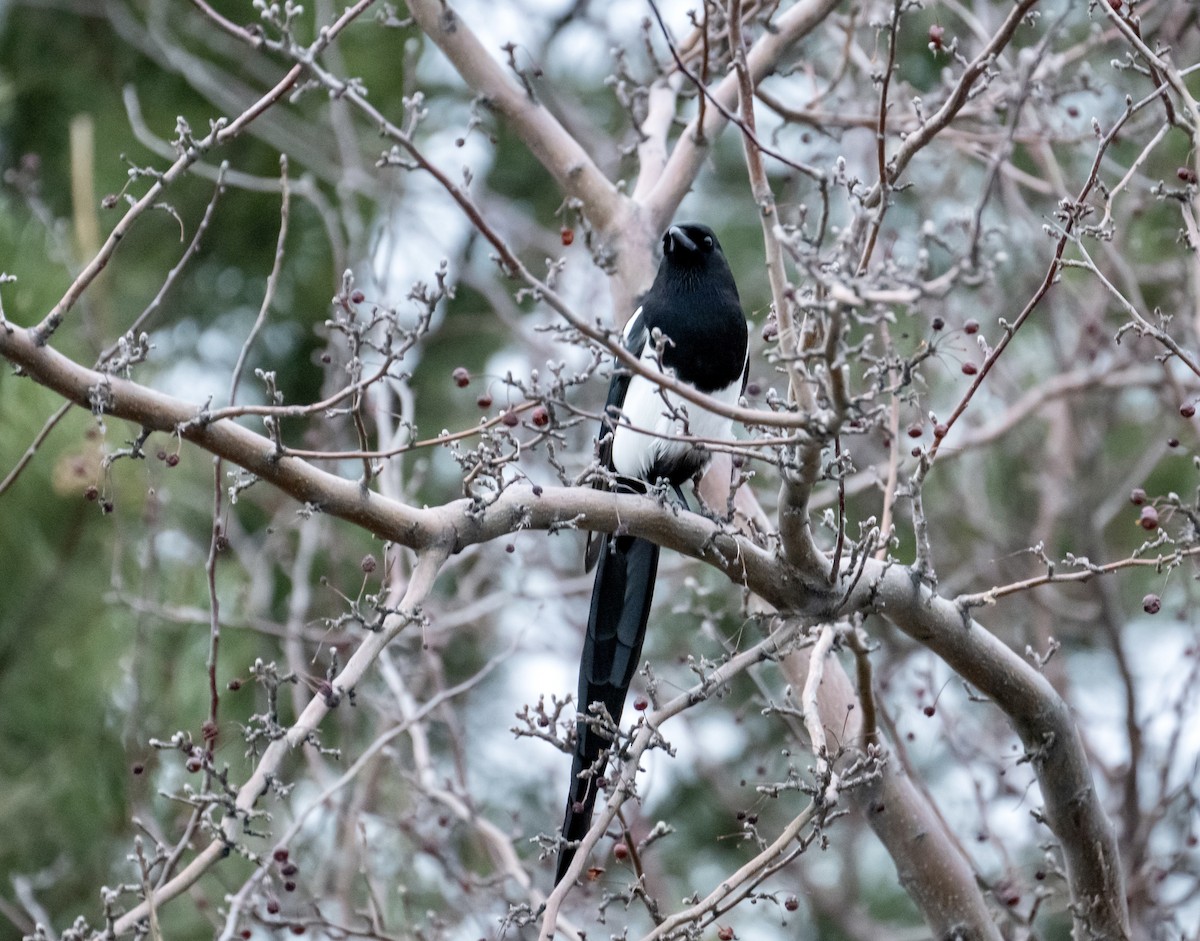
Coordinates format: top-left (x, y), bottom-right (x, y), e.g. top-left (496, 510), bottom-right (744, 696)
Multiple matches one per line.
top-left (555, 532), bottom-right (659, 884)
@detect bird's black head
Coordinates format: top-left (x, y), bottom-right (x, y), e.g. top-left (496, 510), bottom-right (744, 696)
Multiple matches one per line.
top-left (662, 222), bottom-right (722, 264)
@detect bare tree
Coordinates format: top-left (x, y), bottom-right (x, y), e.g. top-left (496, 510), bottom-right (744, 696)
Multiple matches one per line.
top-left (2, 0), bottom-right (1199, 939)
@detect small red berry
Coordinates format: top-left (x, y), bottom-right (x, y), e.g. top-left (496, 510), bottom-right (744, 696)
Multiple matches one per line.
top-left (84, 485), bottom-right (99, 501)
top-left (1178, 167), bottom-right (1198, 185)
top-left (1138, 506), bottom-right (1159, 530)
top-left (561, 227), bottom-right (575, 246)
top-left (186, 756), bottom-right (202, 773)
top-left (531, 406), bottom-right (550, 427)
top-left (784, 895), bottom-right (800, 912)
top-left (961, 362), bottom-right (979, 376)
top-left (501, 411), bottom-right (519, 427)
top-left (633, 697), bottom-right (648, 711)
top-left (1181, 403), bottom-right (1196, 418)
top-left (933, 423), bottom-right (949, 439)
top-left (350, 290), bottom-right (365, 304)
top-left (923, 705), bottom-right (936, 717)
top-left (266, 897), bottom-right (281, 914)
top-left (928, 23), bottom-right (945, 48)
top-left (281, 863), bottom-right (298, 877)
top-left (907, 423), bottom-right (923, 439)
top-left (273, 848), bottom-right (290, 863)
top-left (1143, 594), bottom-right (1162, 615)
top-left (505, 543), bottom-right (515, 553)
top-left (1130, 488), bottom-right (1146, 505)
top-left (718, 928), bottom-right (734, 941)
top-left (613, 842), bottom-right (629, 860)
top-left (476, 392), bottom-right (493, 408)
top-left (361, 554), bottom-right (377, 574)
top-left (165, 453), bottom-right (180, 467)
top-left (964, 319), bottom-right (980, 334)
top-left (452, 366), bottom-right (471, 388)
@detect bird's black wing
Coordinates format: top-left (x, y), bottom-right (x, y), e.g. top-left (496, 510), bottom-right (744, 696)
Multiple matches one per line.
top-left (557, 308), bottom-right (658, 884)
top-left (584, 308), bottom-right (649, 572)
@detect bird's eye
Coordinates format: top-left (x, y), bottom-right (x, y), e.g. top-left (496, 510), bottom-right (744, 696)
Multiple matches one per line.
top-left (703, 235), bottom-right (714, 249)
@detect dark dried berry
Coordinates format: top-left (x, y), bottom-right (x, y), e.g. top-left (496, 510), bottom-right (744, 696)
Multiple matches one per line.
top-left (131, 762), bottom-right (145, 775)
top-left (505, 544), bottom-right (515, 553)
top-left (284, 880), bottom-right (297, 892)
top-left (102, 500), bottom-right (115, 514)
top-left (289, 925), bottom-right (305, 935)
top-left (452, 366), bottom-right (471, 388)
top-left (1178, 167), bottom-right (1198, 185)
top-left (531, 406), bottom-right (550, 427)
top-left (501, 411), bottom-right (519, 427)
top-left (1168, 437), bottom-right (1180, 448)
top-left (1143, 594), bottom-right (1162, 615)
top-left (274, 848), bottom-right (290, 863)
top-left (961, 362), bottom-right (979, 376)
top-left (613, 842), bottom-right (629, 860)
top-left (930, 316), bottom-right (945, 331)
top-left (350, 290), bottom-right (365, 304)
top-left (166, 453), bottom-right (180, 467)
top-left (186, 756), bottom-right (202, 773)
top-left (202, 720), bottom-right (219, 743)
top-left (266, 897), bottom-right (281, 914)
top-left (561, 227), bottom-right (575, 246)
top-left (532, 484), bottom-right (543, 496)
top-left (156, 450), bottom-right (168, 461)
top-left (241, 931), bottom-right (252, 939)
top-left (923, 705), bottom-right (936, 717)
top-left (85, 485), bottom-right (99, 501)
top-left (1138, 506), bottom-right (1159, 530)
top-left (907, 423), bottom-right (923, 439)
top-left (320, 353), bottom-right (332, 364)
top-left (1181, 403), bottom-right (1196, 418)
top-left (718, 927), bottom-right (735, 941)
top-left (964, 319), bottom-right (980, 334)
top-left (361, 554), bottom-right (377, 574)
top-left (1067, 105), bottom-right (1080, 117)
top-left (281, 863), bottom-right (298, 877)
top-left (476, 393), bottom-right (493, 409)
top-left (745, 381), bottom-right (762, 397)
top-left (1034, 870), bottom-right (1046, 881)
top-left (933, 423), bottom-right (949, 439)
top-left (227, 678), bottom-right (242, 691)
top-left (633, 697), bottom-right (648, 711)
top-left (1130, 488), bottom-right (1146, 505)
top-left (784, 895), bottom-right (800, 912)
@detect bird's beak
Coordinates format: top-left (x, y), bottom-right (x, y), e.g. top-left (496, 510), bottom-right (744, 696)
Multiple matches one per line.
top-left (665, 225), bottom-right (696, 254)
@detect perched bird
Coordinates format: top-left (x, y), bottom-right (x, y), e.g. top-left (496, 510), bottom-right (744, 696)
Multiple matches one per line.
top-left (556, 222), bottom-right (749, 884)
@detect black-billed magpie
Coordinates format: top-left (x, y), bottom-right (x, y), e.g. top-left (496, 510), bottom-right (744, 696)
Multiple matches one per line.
top-left (555, 222), bottom-right (749, 884)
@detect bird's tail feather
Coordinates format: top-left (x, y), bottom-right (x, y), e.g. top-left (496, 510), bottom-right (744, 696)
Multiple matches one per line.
top-left (555, 533), bottom-right (659, 884)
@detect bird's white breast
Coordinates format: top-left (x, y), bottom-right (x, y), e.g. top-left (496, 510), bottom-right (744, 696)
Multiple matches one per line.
top-left (609, 344), bottom-right (740, 482)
